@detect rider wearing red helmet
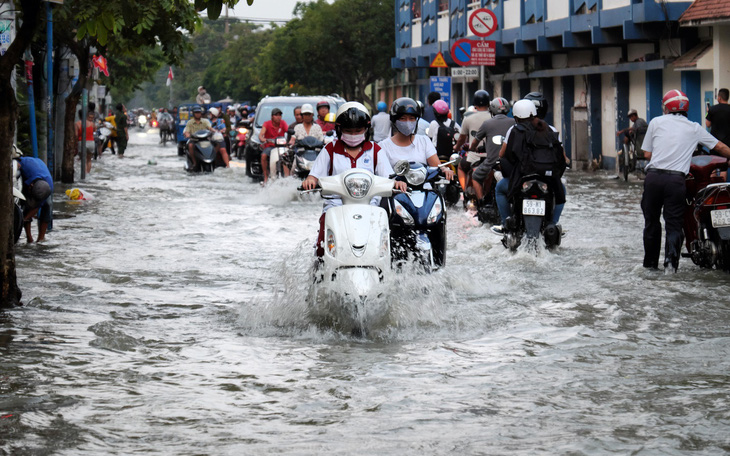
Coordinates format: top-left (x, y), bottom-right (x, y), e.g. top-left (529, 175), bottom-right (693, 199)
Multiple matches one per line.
top-left (641, 89), bottom-right (730, 272)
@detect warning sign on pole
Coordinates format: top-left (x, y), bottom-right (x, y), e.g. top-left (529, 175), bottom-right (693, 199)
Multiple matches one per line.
top-left (430, 52), bottom-right (448, 68)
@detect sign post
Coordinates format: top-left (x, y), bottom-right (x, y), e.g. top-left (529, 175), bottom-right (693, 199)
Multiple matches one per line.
top-left (429, 76), bottom-right (451, 108)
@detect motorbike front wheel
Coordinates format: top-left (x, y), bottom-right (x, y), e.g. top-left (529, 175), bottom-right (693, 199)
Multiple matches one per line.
top-left (13, 203), bottom-right (23, 244)
top-left (622, 144), bottom-right (630, 181)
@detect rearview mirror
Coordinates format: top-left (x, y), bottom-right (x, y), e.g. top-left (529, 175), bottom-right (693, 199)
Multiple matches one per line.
top-left (394, 160), bottom-right (410, 176)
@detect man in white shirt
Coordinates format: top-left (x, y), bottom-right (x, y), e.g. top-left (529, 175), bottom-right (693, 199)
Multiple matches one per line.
top-left (371, 101), bottom-right (391, 143)
top-left (641, 89), bottom-right (730, 271)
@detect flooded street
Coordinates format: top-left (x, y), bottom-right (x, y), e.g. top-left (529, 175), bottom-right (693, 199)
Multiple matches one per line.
top-left (3, 131), bottom-right (730, 455)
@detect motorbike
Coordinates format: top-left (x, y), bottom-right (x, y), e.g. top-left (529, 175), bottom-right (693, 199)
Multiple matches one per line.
top-left (137, 114), bottom-right (147, 130)
top-left (269, 136), bottom-right (289, 179)
top-left (159, 119), bottom-right (175, 146)
top-left (501, 173), bottom-right (562, 252)
top-left (301, 168), bottom-right (395, 334)
top-left (94, 121), bottom-right (115, 158)
top-left (184, 129), bottom-right (221, 173)
top-left (388, 160), bottom-right (450, 271)
top-left (681, 155), bottom-right (730, 270)
top-left (233, 121), bottom-right (250, 160)
top-left (291, 136), bottom-right (325, 179)
top-left (150, 118), bottom-right (159, 129)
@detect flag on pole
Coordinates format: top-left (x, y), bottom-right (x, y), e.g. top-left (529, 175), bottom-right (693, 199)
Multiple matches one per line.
top-left (166, 67), bottom-right (174, 86)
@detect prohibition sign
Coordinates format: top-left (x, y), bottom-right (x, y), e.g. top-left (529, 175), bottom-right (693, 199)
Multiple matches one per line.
top-left (468, 8), bottom-right (498, 38)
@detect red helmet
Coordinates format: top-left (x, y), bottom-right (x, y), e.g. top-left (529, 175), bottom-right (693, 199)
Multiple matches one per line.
top-left (662, 89), bottom-right (689, 113)
top-left (433, 99), bottom-right (449, 115)
top-left (316, 100), bottom-right (330, 110)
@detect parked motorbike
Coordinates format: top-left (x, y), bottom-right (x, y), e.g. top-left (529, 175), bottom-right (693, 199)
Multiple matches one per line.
top-left (184, 129), bottom-right (221, 173)
top-left (501, 173), bottom-right (562, 252)
top-left (291, 136), bottom-right (325, 179)
top-left (94, 121), bottom-right (115, 158)
top-left (302, 168), bottom-right (395, 334)
top-left (389, 160), bottom-right (450, 271)
top-left (682, 155), bottom-right (730, 270)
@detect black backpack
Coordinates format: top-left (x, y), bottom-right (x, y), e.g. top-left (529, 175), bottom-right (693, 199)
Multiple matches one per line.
top-left (435, 119), bottom-right (457, 160)
top-left (514, 123), bottom-right (564, 178)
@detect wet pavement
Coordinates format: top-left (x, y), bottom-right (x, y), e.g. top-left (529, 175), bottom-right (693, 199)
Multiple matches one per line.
top-left (2, 130), bottom-right (730, 455)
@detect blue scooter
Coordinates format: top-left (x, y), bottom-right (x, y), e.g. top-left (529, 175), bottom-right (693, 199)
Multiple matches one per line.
top-left (184, 129), bottom-right (220, 173)
top-left (388, 160), bottom-right (450, 270)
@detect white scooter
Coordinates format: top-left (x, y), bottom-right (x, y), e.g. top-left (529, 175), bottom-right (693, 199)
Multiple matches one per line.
top-left (303, 168), bottom-right (395, 334)
top-left (269, 136), bottom-right (289, 179)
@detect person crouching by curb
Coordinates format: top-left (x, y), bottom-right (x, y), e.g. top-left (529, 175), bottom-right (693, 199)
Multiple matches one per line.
top-left (16, 155), bottom-right (54, 243)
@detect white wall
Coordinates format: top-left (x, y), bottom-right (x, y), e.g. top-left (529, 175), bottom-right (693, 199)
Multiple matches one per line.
top-left (627, 43), bottom-right (655, 62)
top-left (510, 58), bottom-right (525, 73)
top-left (553, 76), bottom-right (563, 135)
top-left (599, 47), bottom-right (622, 65)
top-left (438, 11), bottom-right (449, 43)
top-left (702, 70), bottom-right (714, 120)
top-left (629, 70), bottom-right (648, 120)
top-left (547, 0), bottom-right (570, 20)
top-left (602, 73), bottom-right (617, 160)
top-left (602, 0), bottom-right (630, 9)
top-left (504, 0), bottom-right (521, 30)
top-left (412, 19), bottom-right (421, 48)
top-left (714, 26), bottom-right (730, 90)
top-left (552, 54), bottom-right (568, 69)
top-left (663, 68), bottom-right (681, 94)
top-left (568, 50), bottom-right (593, 68)
top-left (575, 75), bottom-right (589, 107)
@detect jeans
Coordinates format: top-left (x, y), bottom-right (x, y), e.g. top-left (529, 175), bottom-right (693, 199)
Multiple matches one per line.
top-left (495, 177), bottom-right (565, 225)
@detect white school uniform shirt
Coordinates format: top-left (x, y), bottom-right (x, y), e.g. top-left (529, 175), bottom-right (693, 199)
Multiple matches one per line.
top-left (378, 134), bottom-right (437, 167)
top-left (309, 140), bottom-right (394, 212)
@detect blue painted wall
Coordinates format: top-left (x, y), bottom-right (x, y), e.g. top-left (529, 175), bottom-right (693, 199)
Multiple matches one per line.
top-left (646, 69), bottom-right (663, 121)
top-left (681, 71), bottom-right (701, 125)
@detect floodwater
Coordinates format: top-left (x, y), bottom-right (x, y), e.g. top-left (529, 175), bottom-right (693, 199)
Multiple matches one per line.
top-left (2, 131), bottom-right (730, 455)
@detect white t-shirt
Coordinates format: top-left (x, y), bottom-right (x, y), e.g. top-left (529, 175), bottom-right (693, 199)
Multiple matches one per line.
top-left (378, 134), bottom-right (437, 167)
top-left (642, 113), bottom-right (718, 174)
top-left (428, 119), bottom-right (461, 148)
top-left (416, 118), bottom-right (430, 136)
top-left (371, 112), bottom-right (392, 143)
top-left (293, 122), bottom-right (324, 141)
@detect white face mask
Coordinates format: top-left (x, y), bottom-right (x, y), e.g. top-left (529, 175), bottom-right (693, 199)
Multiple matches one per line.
top-left (395, 120), bottom-right (417, 136)
top-left (341, 132), bottom-right (366, 147)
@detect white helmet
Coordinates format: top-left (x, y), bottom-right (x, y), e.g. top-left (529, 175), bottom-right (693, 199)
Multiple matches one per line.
top-left (301, 103), bottom-right (314, 115)
top-left (512, 99), bottom-right (537, 119)
top-left (208, 107), bottom-right (220, 117)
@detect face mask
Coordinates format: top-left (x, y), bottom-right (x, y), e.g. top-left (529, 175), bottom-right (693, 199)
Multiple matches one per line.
top-left (395, 120), bottom-right (417, 136)
top-left (341, 132), bottom-right (366, 147)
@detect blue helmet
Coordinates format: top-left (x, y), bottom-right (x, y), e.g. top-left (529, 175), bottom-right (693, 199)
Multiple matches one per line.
top-left (376, 101), bottom-right (387, 112)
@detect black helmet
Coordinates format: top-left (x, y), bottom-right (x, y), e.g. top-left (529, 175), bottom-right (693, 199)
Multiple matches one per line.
top-left (389, 97), bottom-right (420, 124)
top-left (473, 90), bottom-right (490, 107)
top-left (335, 102), bottom-right (372, 143)
top-left (524, 92), bottom-right (548, 119)
top-left (489, 97), bottom-right (510, 116)
top-left (416, 100), bottom-right (425, 117)
top-left (192, 105), bottom-right (203, 114)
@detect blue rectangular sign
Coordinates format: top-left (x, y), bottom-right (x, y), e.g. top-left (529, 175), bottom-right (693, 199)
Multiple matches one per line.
top-left (430, 76), bottom-right (451, 108)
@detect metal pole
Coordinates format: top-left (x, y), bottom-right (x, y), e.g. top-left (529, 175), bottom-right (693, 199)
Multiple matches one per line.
top-left (46, 2), bottom-right (53, 173)
top-left (24, 49), bottom-right (38, 158)
top-left (480, 66), bottom-right (485, 91)
top-left (80, 88), bottom-right (87, 180)
top-left (45, 1), bottom-right (53, 229)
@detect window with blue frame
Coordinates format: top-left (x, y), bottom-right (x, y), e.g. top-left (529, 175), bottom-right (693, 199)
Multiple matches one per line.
top-left (574, 0), bottom-right (599, 15)
top-left (524, 0), bottom-right (544, 23)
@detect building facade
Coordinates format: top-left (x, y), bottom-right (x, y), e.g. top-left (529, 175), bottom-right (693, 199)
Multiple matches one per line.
top-left (375, 0), bottom-right (723, 170)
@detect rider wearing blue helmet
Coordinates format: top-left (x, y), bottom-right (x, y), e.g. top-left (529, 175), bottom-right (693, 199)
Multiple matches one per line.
top-left (371, 100), bottom-right (392, 143)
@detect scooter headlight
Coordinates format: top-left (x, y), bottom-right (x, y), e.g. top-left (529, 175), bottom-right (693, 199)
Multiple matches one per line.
top-left (237, 127), bottom-right (248, 135)
top-left (405, 168), bottom-right (427, 186)
top-left (427, 199), bottom-right (443, 224)
top-left (393, 200), bottom-right (415, 225)
top-left (326, 229), bottom-right (336, 257)
top-left (344, 173), bottom-right (372, 199)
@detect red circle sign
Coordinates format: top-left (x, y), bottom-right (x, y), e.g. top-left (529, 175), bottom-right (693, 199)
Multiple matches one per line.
top-left (468, 8), bottom-right (498, 38)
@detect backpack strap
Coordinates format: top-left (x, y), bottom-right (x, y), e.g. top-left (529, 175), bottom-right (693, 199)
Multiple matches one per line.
top-left (328, 146), bottom-right (334, 176)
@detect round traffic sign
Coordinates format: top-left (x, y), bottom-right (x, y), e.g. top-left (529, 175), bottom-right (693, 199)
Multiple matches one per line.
top-left (469, 8), bottom-right (498, 38)
top-left (451, 39), bottom-right (472, 66)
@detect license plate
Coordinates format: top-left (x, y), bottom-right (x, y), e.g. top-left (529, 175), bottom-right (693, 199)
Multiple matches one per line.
top-left (711, 209), bottom-right (730, 227)
top-left (523, 199), bottom-right (546, 216)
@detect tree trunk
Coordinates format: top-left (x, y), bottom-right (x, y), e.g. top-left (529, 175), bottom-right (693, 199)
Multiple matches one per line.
top-left (0, 0), bottom-right (43, 309)
top-left (61, 47), bottom-right (89, 184)
top-left (61, 90), bottom-right (80, 183)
